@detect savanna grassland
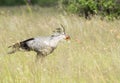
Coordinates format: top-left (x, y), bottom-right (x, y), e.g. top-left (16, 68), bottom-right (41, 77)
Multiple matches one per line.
top-left (0, 6), bottom-right (120, 83)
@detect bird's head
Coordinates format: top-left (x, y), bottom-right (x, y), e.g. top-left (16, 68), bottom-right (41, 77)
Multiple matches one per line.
top-left (51, 24), bottom-right (70, 41)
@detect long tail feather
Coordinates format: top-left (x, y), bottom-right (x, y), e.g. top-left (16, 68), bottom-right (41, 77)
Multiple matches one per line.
top-left (8, 38), bottom-right (34, 54)
top-left (8, 43), bottom-right (20, 54)
top-left (7, 50), bottom-right (16, 54)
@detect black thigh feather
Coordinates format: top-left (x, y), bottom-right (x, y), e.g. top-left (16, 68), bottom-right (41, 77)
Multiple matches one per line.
top-left (20, 38), bottom-right (34, 51)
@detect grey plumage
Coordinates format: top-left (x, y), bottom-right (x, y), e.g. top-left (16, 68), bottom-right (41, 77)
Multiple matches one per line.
top-left (8, 25), bottom-right (70, 61)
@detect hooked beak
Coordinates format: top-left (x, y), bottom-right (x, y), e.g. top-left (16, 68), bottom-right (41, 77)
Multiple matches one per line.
top-left (65, 35), bottom-right (70, 40)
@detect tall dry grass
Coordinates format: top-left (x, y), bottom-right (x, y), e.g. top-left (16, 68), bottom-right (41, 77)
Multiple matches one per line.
top-left (0, 6), bottom-right (120, 83)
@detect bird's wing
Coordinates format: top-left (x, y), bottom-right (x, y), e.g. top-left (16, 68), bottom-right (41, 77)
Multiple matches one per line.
top-left (26, 37), bottom-right (51, 51)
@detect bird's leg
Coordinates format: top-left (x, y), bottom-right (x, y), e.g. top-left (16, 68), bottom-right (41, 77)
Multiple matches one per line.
top-left (35, 52), bottom-right (45, 63)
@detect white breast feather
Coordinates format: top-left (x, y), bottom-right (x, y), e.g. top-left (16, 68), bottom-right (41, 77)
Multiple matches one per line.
top-left (44, 41), bottom-right (50, 46)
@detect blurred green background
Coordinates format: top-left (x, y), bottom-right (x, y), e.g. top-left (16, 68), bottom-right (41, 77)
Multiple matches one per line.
top-left (0, 0), bottom-right (119, 19)
top-left (0, 0), bottom-right (58, 6)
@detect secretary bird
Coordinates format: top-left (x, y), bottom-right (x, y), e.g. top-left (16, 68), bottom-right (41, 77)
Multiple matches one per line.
top-left (8, 25), bottom-right (70, 61)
